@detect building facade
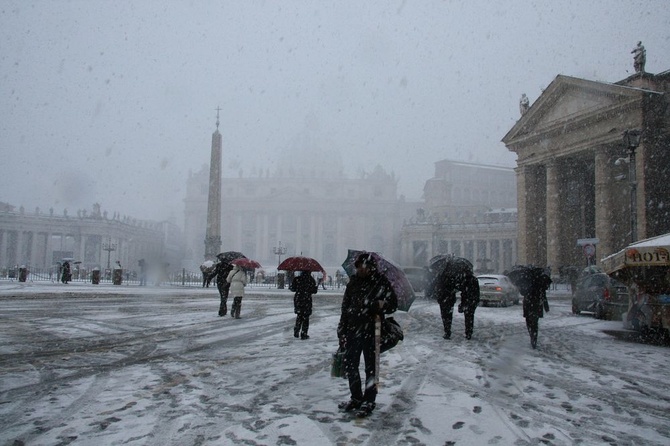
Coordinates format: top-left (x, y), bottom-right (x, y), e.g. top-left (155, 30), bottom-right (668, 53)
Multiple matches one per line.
top-left (398, 160), bottom-right (518, 273)
top-left (502, 69), bottom-right (670, 274)
top-left (0, 202), bottom-right (183, 277)
top-left (182, 151), bottom-right (417, 273)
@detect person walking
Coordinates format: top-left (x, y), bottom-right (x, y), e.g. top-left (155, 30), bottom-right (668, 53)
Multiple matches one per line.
top-left (214, 260), bottom-right (234, 316)
top-left (426, 267), bottom-right (458, 339)
top-left (521, 270), bottom-right (552, 349)
top-left (61, 261), bottom-right (72, 284)
top-left (427, 262), bottom-right (478, 340)
top-left (226, 264), bottom-right (248, 319)
top-left (289, 270), bottom-right (318, 339)
top-left (458, 274), bottom-right (480, 340)
top-left (337, 253), bottom-right (397, 418)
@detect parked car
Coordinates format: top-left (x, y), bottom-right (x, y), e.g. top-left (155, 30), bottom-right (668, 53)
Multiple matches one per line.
top-left (477, 274), bottom-right (520, 307)
top-left (402, 267), bottom-right (427, 293)
top-left (572, 273), bottom-right (630, 320)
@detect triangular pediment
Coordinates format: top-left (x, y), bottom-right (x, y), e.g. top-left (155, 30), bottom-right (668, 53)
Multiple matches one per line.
top-left (540, 87), bottom-right (615, 123)
top-left (502, 75), bottom-right (660, 144)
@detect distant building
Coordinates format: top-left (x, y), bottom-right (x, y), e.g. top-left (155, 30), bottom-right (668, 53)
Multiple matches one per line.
top-left (182, 131), bottom-right (418, 272)
top-left (502, 68), bottom-right (670, 273)
top-left (0, 202), bottom-right (183, 277)
top-left (399, 160), bottom-right (518, 273)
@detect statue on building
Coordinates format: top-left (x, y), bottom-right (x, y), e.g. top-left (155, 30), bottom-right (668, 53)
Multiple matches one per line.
top-left (519, 93), bottom-right (530, 116)
top-left (631, 41), bottom-right (646, 73)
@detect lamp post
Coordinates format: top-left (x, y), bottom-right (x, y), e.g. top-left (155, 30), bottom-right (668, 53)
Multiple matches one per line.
top-left (623, 129), bottom-right (642, 243)
top-left (102, 238), bottom-right (117, 270)
top-left (273, 241), bottom-right (287, 266)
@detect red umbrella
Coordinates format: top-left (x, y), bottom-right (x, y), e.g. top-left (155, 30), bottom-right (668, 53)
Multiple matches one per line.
top-left (277, 256), bottom-right (326, 277)
top-left (231, 258), bottom-right (262, 269)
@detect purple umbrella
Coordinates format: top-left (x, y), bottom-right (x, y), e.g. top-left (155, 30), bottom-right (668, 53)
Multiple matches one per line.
top-left (342, 249), bottom-right (416, 312)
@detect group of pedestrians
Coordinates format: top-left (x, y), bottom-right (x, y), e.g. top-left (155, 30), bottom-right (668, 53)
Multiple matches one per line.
top-left (209, 250), bottom-right (552, 418)
top-left (213, 258), bottom-right (247, 319)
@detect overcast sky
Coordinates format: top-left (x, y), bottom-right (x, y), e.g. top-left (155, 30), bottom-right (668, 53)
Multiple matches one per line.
top-left (1, 0), bottom-right (668, 221)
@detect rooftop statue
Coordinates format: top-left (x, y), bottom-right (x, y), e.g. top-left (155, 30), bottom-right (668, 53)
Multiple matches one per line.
top-left (631, 41), bottom-right (646, 73)
top-left (519, 93), bottom-right (530, 116)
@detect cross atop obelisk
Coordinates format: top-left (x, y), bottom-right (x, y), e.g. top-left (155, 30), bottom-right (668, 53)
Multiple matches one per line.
top-left (204, 107), bottom-right (223, 260)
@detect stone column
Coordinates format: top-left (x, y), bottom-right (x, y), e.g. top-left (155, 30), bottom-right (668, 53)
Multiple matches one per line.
top-left (635, 142), bottom-right (647, 241)
top-left (30, 231), bottom-right (38, 267)
top-left (594, 149), bottom-right (613, 261)
top-left (515, 165), bottom-right (530, 264)
top-left (0, 230), bottom-right (5, 268)
top-left (545, 160), bottom-right (560, 274)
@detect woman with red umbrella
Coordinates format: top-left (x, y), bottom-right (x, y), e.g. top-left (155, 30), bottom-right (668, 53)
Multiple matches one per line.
top-left (289, 271), bottom-right (318, 339)
top-left (337, 253), bottom-right (397, 418)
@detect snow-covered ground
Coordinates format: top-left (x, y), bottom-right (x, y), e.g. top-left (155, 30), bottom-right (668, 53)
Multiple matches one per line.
top-left (0, 282), bottom-right (668, 445)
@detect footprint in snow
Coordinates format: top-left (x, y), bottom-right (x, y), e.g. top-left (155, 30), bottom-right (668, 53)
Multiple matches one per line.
top-left (452, 421), bottom-right (465, 429)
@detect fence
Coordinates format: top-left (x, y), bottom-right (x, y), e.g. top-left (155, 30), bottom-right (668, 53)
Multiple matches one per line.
top-left (0, 267), bottom-right (345, 290)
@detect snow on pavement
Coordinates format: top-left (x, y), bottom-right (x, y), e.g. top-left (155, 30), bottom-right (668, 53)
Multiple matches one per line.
top-left (0, 281), bottom-right (669, 445)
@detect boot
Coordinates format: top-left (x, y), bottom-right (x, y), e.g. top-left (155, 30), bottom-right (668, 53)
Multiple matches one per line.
top-left (338, 399), bottom-right (362, 412)
top-left (355, 401), bottom-right (376, 418)
top-left (233, 297), bottom-right (242, 319)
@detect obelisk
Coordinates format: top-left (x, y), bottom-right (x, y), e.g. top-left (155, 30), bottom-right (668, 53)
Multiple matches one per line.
top-left (204, 108), bottom-right (222, 260)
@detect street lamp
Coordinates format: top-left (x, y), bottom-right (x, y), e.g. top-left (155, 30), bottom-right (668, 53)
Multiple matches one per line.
top-left (102, 238), bottom-right (117, 269)
top-left (623, 129), bottom-right (642, 243)
top-left (273, 241), bottom-right (287, 266)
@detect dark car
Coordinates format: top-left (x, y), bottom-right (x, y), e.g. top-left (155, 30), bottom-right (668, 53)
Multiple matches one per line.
top-left (477, 274), bottom-right (520, 307)
top-left (572, 273), bottom-right (629, 320)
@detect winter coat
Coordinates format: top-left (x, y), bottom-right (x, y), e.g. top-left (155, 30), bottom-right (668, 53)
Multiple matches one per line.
top-left (459, 274), bottom-right (480, 313)
top-left (226, 265), bottom-right (247, 297)
top-left (290, 273), bottom-right (318, 315)
top-left (337, 271), bottom-right (398, 341)
top-left (215, 262), bottom-right (233, 292)
top-left (522, 282), bottom-right (551, 319)
top-left (427, 269), bottom-right (462, 305)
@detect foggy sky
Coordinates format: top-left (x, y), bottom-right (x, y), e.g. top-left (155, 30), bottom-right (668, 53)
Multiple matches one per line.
top-left (1, 0), bottom-right (668, 221)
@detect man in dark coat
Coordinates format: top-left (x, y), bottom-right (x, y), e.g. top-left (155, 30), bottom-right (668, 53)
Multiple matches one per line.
top-left (427, 268), bottom-right (458, 339)
top-left (521, 270), bottom-right (552, 349)
top-left (214, 261), bottom-right (234, 317)
top-left (458, 273), bottom-right (480, 340)
top-left (337, 253), bottom-right (398, 418)
top-left (289, 271), bottom-right (318, 339)
top-left (427, 265), bottom-right (479, 340)
top-left (61, 261), bottom-right (72, 284)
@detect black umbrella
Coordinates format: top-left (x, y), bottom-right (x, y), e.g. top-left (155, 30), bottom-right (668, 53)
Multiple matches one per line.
top-left (428, 255), bottom-right (473, 278)
top-left (216, 251), bottom-right (246, 265)
top-left (507, 265), bottom-right (551, 295)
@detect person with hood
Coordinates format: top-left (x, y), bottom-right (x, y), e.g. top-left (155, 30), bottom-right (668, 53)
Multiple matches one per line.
top-left (226, 264), bottom-right (248, 319)
top-left (215, 260), bottom-right (234, 316)
top-left (337, 253), bottom-right (398, 418)
top-left (289, 270), bottom-right (318, 339)
top-left (521, 269), bottom-right (552, 349)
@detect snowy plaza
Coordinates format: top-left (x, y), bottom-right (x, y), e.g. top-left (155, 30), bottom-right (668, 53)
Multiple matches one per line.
top-left (1, 282), bottom-right (669, 445)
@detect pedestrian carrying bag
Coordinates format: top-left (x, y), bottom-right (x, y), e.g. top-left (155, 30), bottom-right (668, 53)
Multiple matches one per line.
top-left (380, 317), bottom-right (404, 353)
top-left (331, 347), bottom-right (346, 378)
